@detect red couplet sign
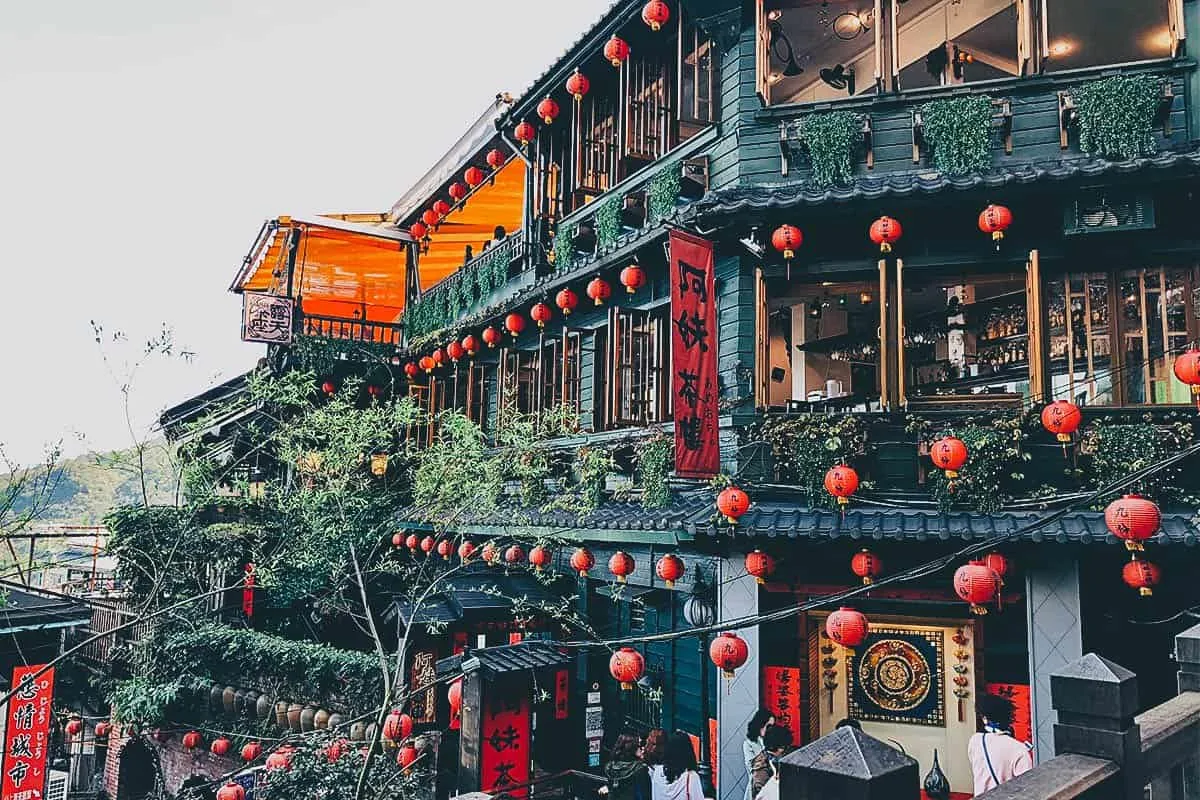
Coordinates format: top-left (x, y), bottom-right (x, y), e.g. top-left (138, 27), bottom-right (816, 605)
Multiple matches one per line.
top-left (985, 683), bottom-right (1032, 745)
top-left (669, 230), bottom-right (719, 478)
top-left (762, 667), bottom-right (802, 746)
top-left (2, 665), bottom-right (55, 800)
top-left (554, 670), bottom-right (569, 720)
top-left (481, 688), bottom-right (531, 799)
top-left (242, 563), bottom-right (255, 618)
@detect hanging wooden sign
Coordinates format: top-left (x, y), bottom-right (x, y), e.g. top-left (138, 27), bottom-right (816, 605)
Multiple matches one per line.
top-left (669, 230), bottom-right (719, 478)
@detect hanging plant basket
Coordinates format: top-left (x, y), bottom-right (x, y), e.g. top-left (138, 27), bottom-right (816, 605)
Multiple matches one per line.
top-left (795, 111), bottom-right (863, 188)
top-left (921, 96), bottom-right (994, 175)
top-left (1074, 74), bottom-right (1161, 160)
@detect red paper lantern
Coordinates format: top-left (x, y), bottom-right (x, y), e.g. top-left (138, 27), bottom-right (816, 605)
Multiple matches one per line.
top-left (481, 542), bottom-right (500, 565)
top-left (515, 121), bottom-right (537, 146)
top-left (448, 679), bottom-right (463, 717)
top-left (1041, 400), bottom-right (1082, 443)
top-left (642, 0), bottom-right (671, 31)
top-left (65, 718), bottom-right (83, 737)
top-left (462, 334), bottom-right (480, 356)
top-left (850, 548), bottom-right (882, 586)
top-left (609, 647), bottom-right (646, 689)
top-left (1173, 350), bottom-right (1200, 408)
top-left (465, 166), bottom-right (485, 187)
top-left (587, 277), bottom-right (612, 306)
top-left (392, 532), bottom-right (404, 548)
top-left (447, 341), bottom-right (466, 362)
top-left (556, 288), bottom-right (579, 315)
top-left (482, 326), bottom-right (501, 348)
top-left (604, 35), bottom-right (631, 67)
top-left (183, 731), bottom-right (203, 750)
top-left (422, 209), bottom-right (440, 228)
top-left (449, 183), bottom-right (468, 203)
top-left (717, 486), bottom-right (751, 524)
top-left (404, 362), bottom-right (419, 379)
top-left (433, 199), bottom-right (452, 218)
top-left (505, 545), bottom-right (525, 564)
top-left (437, 538), bottom-right (453, 560)
top-left (265, 749), bottom-right (292, 771)
top-left (431, 348), bottom-right (445, 366)
top-left (609, 551), bottom-right (635, 583)
top-left (825, 607), bottom-right (869, 649)
top-left (325, 740), bottom-right (346, 761)
top-left (771, 224), bottom-right (803, 261)
top-left (744, 550), bottom-right (775, 584)
top-left (536, 97), bottom-right (560, 125)
top-left (419, 356), bottom-right (436, 374)
top-left (420, 535), bottom-right (436, 555)
top-left (405, 533), bottom-right (419, 551)
top-left (978, 204), bottom-right (1013, 243)
top-left (931, 437), bottom-right (969, 478)
top-left (487, 149), bottom-right (506, 170)
top-left (954, 561), bottom-right (1002, 615)
top-left (571, 546), bottom-right (595, 577)
top-left (398, 745), bottom-right (419, 769)
top-left (656, 554), bottom-right (684, 588)
top-left (95, 722), bottom-right (112, 738)
top-left (566, 68), bottom-right (590, 102)
top-left (709, 631), bottom-right (749, 678)
top-left (869, 216), bottom-right (903, 254)
top-left (824, 465), bottom-right (860, 506)
top-left (383, 710), bottom-right (413, 743)
top-left (620, 265), bottom-right (647, 294)
top-left (210, 737), bottom-right (231, 756)
top-left (505, 312), bottom-right (526, 337)
top-left (531, 302), bottom-right (553, 328)
top-left (1104, 494), bottom-right (1161, 552)
top-left (321, 379), bottom-right (336, 396)
top-left (217, 784), bottom-right (246, 800)
top-left (241, 742), bottom-right (263, 762)
top-left (529, 544), bottom-right (551, 572)
top-left (367, 384), bottom-right (383, 399)
top-left (984, 552), bottom-right (1010, 582)
top-left (458, 540), bottom-right (476, 561)
top-left (1123, 557), bottom-right (1161, 597)
top-left (409, 222), bottom-right (428, 240)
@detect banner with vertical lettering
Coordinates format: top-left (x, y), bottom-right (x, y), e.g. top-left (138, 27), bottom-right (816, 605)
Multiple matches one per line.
top-left (481, 686), bottom-right (530, 799)
top-left (2, 665), bottom-right (55, 800)
top-left (670, 230), bottom-right (719, 478)
top-left (762, 667), bottom-right (802, 746)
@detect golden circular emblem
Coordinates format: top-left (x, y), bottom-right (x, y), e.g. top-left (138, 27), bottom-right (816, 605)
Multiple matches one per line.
top-left (857, 638), bottom-right (932, 712)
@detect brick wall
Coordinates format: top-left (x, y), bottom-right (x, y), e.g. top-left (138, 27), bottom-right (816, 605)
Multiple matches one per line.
top-left (102, 727), bottom-right (242, 797)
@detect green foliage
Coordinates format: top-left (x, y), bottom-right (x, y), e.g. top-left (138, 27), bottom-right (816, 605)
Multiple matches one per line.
top-left (1075, 74), bottom-right (1161, 160)
top-left (1081, 420), bottom-right (1196, 504)
top-left (917, 414), bottom-right (1031, 514)
top-left (635, 433), bottom-right (673, 509)
top-left (920, 96), bottom-right (994, 175)
top-left (575, 446), bottom-right (614, 513)
top-left (257, 733), bottom-right (427, 800)
top-left (108, 676), bottom-right (182, 726)
top-left (795, 111), bottom-right (862, 187)
top-left (553, 224), bottom-right (576, 271)
top-left (755, 415), bottom-right (870, 506)
top-left (594, 196), bottom-right (623, 252)
top-left (648, 164), bottom-right (682, 222)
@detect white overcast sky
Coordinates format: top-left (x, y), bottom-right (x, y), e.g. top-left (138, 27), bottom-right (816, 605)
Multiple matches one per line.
top-left (0, 0), bottom-right (612, 466)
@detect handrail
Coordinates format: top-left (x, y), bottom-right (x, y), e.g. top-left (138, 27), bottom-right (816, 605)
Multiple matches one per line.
top-left (301, 314), bottom-right (405, 347)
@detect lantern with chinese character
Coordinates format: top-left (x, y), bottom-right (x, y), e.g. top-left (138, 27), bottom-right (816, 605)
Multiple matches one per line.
top-left (241, 742), bottom-right (263, 762)
top-left (824, 464), bottom-right (859, 507)
top-left (65, 717), bottom-right (83, 737)
top-left (531, 302), bottom-right (553, 328)
top-left (482, 326), bottom-right (501, 348)
top-left (462, 334), bottom-right (480, 356)
top-left (1174, 350), bottom-right (1200, 408)
top-left (709, 631), bottom-right (749, 678)
top-left (609, 647), bottom-right (646, 689)
top-left (217, 784), bottom-right (246, 800)
top-left (505, 312), bottom-right (526, 337)
top-left (433, 200), bottom-right (452, 218)
top-left (458, 540), bottom-right (476, 562)
top-left (211, 737), bottom-right (231, 756)
top-left (642, 0), bottom-right (671, 30)
top-left (183, 731), bottom-right (203, 750)
top-left (383, 710), bottom-right (413, 743)
top-left (481, 542), bottom-right (500, 565)
top-left (321, 379), bottom-right (336, 396)
top-left (609, 551), bottom-right (634, 583)
top-left (604, 35), bottom-right (631, 67)
top-left (1104, 494), bottom-right (1161, 552)
top-left (954, 561), bottom-right (1002, 615)
top-left (825, 607), bottom-right (869, 649)
top-left (771, 224), bottom-right (803, 261)
top-left (656, 554), bottom-right (684, 588)
top-left (536, 97), bottom-right (560, 125)
top-left (487, 148), bottom-right (506, 170)
top-left (556, 287), bottom-right (579, 315)
top-left (437, 538), bottom-right (453, 560)
top-left (465, 166), bottom-right (485, 187)
top-left (717, 486), bottom-right (751, 524)
top-left (571, 546), bottom-right (595, 577)
top-left (398, 745), bottom-right (419, 769)
top-left (745, 550), bottom-right (775, 584)
top-left (869, 216), bottom-right (903, 254)
top-left (566, 68), bottom-right (590, 101)
top-left (529, 544), bottom-right (551, 572)
top-left (420, 536), bottom-right (436, 555)
top-left (931, 436), bottom-right (968, 478)
top-left (850, 548), bottom-right (882, 586)
top-left (404, 361), bottom-right (419, 379)
top-left (515, 121), bottom-right (536, 146)
top-left (587, 277), bottom-right (612, 306)
top-left (1041, 400), bottom-right (1082, 444)
top-left (265, 748), bottom-right (293, 770)
top-left (449, 182), bottom-right (468, 203)
top-left (978, 204), bottom-right (1013, 245)
top-left (447, 341), bottom-right (466, 362)
top-left (505, 545), bottom-right (525, 564)
top-left (620, 264), bottom-right (647, 294)
top-left (1123, 557), bottom-right (1161, 597)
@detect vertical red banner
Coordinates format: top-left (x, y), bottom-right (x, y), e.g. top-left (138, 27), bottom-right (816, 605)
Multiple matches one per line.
top-left (985, 683), bottom-right (1032, 745)
top-left (2, 665), bottom-right (55, 800)
top-left (409, 650), bottom-right (438, 725)
top-left (242, 563), bottom-right (255, 618)
top-left (708, 718), bottom-right (718, 785)
top-left (554, 669), bottom-right (570, 720)
top-left (762, 667), bottom-right (802, 746)
top-left (669, 230), bottom-right (719, 479)
top-left (480, 688), bottom-right (531, 798)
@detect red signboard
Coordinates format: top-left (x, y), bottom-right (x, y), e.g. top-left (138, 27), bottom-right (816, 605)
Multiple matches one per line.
top-left (985, 683), bottom-right (1032, 745)
top-left (2, 665), bottom-right (55, 800)
top-left (242, 563), bottom-right (255, 618)
top-left (669, 230), bottom-right (719, 479)
top-left (708, 718), bottom-right (718, 784)
top-left (554, 669), bottom-right (569, 720)
top-left (409, 650), bottom-right (438, 725)
top-left (481, 687), bottom-right (531, 798)
top-left (762, 667), bottom-right (802, 746)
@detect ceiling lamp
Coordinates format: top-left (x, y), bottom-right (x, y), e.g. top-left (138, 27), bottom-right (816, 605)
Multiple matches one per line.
top-left (832, 11), bottom-right (870, 40)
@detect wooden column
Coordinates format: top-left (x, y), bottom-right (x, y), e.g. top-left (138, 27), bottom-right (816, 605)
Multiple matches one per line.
top-left (754, 267), bottom-right (769, 410)
top-left (1026, 249), bottom-right (1049, 403)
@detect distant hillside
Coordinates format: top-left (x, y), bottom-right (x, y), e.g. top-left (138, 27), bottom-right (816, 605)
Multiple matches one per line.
top-left (5, 441), bottom-right (178, 525)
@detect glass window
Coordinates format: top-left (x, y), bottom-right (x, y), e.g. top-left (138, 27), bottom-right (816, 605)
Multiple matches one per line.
top-left (608, 308), bottom-right (669, 427)
top-left (1044, 0), bottom-right (1172, 71)
top-left (1048, 273), bottom-right (1114, 406)
top-left (467, 363), bottom-right (493, 432)
top-left (679, 18), bottom-right (716, 131)
top-left (762, 0), bottom-right (878, 105)
top-left (498, 349), bottom-right (540, 417)
top-left (896, 0), bottom-right (1019, 90)
top-left (1119, 267), bottom-right (1191, 404)
top-left (540, 331), bottom-right (583, 415)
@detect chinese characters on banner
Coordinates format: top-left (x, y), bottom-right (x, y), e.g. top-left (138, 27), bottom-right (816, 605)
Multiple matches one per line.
top-left (480, 686), bottom-right (531, 799)
top-left (409, 651), bottom-right (437, 725)
top-left (669, 230), bottom-right (719, 479)
top-left (985, 683), bottom-right (1032, 746)
top-left (242, 563), bottom-right (255, 618)
top-left (762, 667), bottom-right (802, 746)
top-left (2, 665), bottom-right (55, 800)
top-left (241, 293), bottom-right (294, 345)
top-left (554, 670), bottom-right (569, 720)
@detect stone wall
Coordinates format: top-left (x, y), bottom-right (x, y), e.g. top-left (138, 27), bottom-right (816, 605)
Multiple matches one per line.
top-left (102, 727), bottom-right (241, 797)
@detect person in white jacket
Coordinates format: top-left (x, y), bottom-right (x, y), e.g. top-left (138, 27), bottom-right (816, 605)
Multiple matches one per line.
top-left (742, 709), bottom-right (774, 800)
top-left (661, 733), bottom-right (705, 800)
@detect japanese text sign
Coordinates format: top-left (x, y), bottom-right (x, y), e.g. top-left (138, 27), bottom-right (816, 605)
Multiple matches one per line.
top-left (481, 686), bottom-right (531, 799)
top-left (669, 230), bottom-right (719, 478)
top-left (409, 651), bottom-right (437, 725)
top-left (554, 670), bottom-right (569, 720)
top-left (241, 293), bottom-right (294, 345)
top-left (762, 667), bottom-right (801, 746)
top-left (2, 665), bottom-right (55, 800)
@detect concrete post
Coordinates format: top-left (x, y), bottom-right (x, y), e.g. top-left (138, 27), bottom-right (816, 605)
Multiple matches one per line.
top-left (1051, 653), bottom-right (1142, 799)
top-left (1175, 624), bottom-right (1200, 800)
top-left (776, 727), bottom-right (919, 800)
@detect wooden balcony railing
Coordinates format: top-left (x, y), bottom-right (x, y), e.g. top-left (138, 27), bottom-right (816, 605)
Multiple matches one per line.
top-left (301, 314), bottom-right (405, 346)
top-left (73, 595), bottom-right (154, 668)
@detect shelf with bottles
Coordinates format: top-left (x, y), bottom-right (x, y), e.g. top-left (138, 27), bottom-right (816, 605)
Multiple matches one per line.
top-left (795, 330), bottom-right (879, 354)
top-left (909, 362), bottom-right (1032, 395)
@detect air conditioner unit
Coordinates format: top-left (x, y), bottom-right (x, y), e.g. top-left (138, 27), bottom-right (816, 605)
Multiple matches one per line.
top-left (1063, 189), bottom-right (1155, 235)
top-left (44, 769), bottom-right (69, 800)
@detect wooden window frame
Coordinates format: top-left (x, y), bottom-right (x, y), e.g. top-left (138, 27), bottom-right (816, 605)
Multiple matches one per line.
top-left (466, 362), bottom-right (492, 432)
top-left (677, 10), bottom-right (717, 128)
top-left (606, 307), bottom-right (671, 428)
top-left (1039, 0), bottom-right (1183, 64)
top-left (538, 330), bottom-right (583, 415)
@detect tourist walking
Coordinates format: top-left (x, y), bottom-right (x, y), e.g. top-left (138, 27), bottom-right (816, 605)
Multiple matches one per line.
top-left (643, 729), bottom-right (668, 800)
top-left (742, 709), bottom-right (774, 800)
top-left (603, 733), bottom-right (651, 800)
top-left (967, 693), bottom-right (1032, 796)
top-left (661, 732), bottom-right (705, 800)
top-left (750, 725), bottom-right (793, 800)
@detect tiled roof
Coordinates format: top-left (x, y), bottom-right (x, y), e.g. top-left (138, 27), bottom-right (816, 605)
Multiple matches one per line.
top-left (0, 583), bottom-right (91, 634)
top-left (388, 568), bottom-right (557, 626)
top-left (682, 150), bottom-right (1200, 224)
top-left (436, 641), bottom-right (573, 680)
top-left (693, 503), bottom-right (1200, 546)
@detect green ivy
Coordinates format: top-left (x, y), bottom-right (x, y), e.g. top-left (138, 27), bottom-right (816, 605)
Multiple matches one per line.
top-left (1075, 74), bottom-right (1161, 160)
top-left (635, 433), bottom-right (673, 509)
top-left (594, 196), bottom-right (623, 252)
top-left (755, 415), bottom-right (870, 506)
top-left (919, 415), bottom-right (1030, 514)
top-left (921, 96), bottom-right (994, 175)
top-left (1081, 420), bottom-right (1196, 504)
top-left (648, 165), bottom-right (682, 222)
top-left (553, 225), bottom-right (577, 271)
top-left (575, 446), bottom-right (615, 513)
top-left (796, 111), bottom-right (862, 187)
